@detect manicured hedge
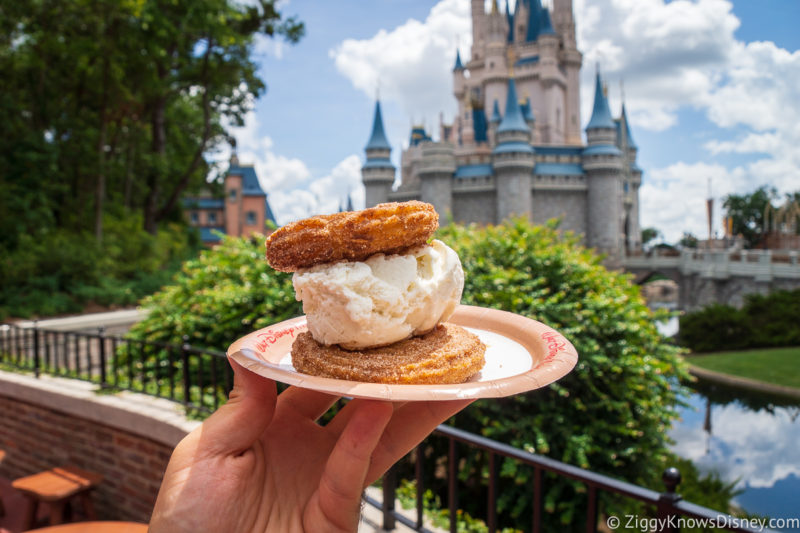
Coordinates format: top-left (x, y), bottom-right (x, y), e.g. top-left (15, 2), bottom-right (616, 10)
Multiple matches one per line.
top-left (679, 288), bottom-right (800, 352)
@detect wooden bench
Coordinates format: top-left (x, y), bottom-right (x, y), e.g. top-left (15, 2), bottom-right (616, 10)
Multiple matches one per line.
top-left (12, 466), bottom-right (103, 530)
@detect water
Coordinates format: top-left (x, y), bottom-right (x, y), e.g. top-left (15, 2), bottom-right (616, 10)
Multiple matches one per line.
top-left (669, 378), bottom-right (800, 528)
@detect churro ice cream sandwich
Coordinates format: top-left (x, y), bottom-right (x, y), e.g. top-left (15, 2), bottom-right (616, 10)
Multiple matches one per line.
top-left (265, 201), bottom-right (486, 384)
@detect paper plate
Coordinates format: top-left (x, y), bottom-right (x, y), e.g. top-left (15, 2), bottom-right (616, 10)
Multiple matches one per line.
top-left (227, 305), bottom-right (578, 401)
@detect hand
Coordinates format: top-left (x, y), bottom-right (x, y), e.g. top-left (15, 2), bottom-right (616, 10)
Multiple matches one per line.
top-left (149, 360), bottom-right (472, 533)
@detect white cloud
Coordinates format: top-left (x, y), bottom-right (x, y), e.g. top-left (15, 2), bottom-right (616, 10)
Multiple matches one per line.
top-left (329, 0), bottom-right (471, 140)
top-left (639, 161), bottom-right (743, 242)
top-left (572, 0), bottom-right (800, 238)
top-left (671, 400), bottom-right (800, 491)
top-left (222, 112), bottom-right (364, 224)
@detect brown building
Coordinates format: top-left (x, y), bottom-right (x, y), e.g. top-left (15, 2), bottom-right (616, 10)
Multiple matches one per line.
top-left (184, 158), bottom-right (276, 244)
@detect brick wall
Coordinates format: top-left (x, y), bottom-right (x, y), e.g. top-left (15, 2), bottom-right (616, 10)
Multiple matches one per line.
top-left (0, 371), bottom-right (198, 524)
top-left (0, 395), bottom-right (173, 522)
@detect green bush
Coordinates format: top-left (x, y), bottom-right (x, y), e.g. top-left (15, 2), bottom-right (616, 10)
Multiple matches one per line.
top-left (126, 218), bottom-right (688, 531)
top-left (124, 233), bottom-right (301, 350)
top-left (679, 289), bottom-right (800, 352)
top-left (678, 304), bottom-right (750, 352)
top-left (0, 213), bottom-right (198, 320)
top-left (436, 219), bottom-right (688, 530)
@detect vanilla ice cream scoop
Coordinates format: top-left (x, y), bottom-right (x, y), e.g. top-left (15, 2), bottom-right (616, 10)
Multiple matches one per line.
top-left (292, 239), bottom-right (464, 349)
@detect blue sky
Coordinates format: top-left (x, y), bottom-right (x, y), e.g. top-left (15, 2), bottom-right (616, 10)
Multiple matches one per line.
top-left (224, 0), bottom-right (800, 243)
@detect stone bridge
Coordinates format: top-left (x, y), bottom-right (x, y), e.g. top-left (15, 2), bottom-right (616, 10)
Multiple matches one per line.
top-left (623, 249), bottom-right (800, 311)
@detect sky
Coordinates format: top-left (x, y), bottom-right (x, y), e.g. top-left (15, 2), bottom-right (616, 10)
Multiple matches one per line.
top-left (220, 0), bottom-right (800, 244)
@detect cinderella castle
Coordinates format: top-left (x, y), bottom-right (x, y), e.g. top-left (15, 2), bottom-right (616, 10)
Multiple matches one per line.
top-left (361, 0), bottom-right (642, 262)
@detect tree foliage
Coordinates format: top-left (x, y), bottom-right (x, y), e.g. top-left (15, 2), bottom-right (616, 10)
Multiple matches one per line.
top-left (126, 219), bottom-right (689, 531)
top-left (680, 289), bottom-right (800, 352)
top-left (722, 186), bottom-right (778, 248)
top-left (0, 0), bottom-right (303, 318)
top-left (0, 0), bottom-right (303, 244)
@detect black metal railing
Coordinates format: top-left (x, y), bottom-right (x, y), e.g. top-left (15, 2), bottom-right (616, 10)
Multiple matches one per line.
top-left (0, 322), bottom-right (775, 532)
top-left (368, 424), bottom-right (774, 533)
top-left (0, 322), bottom-right (231, 415)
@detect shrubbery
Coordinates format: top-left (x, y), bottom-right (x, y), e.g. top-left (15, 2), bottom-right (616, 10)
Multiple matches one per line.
top-left (127, 218), bottom-right (690, 531)
top-left (0, 214), bottom-right (198, 319)
top-left (679, 289), bottom-right (800, 352)
top-left (125, 233), bottom-right (301, 349)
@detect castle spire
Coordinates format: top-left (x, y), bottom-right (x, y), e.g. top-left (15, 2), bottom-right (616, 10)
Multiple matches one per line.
top-left (506, 0), bottom-right (514, 42)
top-left (586, 69), bottom-right (615, 130)
top-left (497, 77), bottom-right (530, 134)
top-left (539, 5), bottom-right (556, 35)
top-left (453, 48), bottom-right (464, 71)
top-left (365, 100), bottom-right (391, 151)
top-left (620, 103), bottom-right (637, 149)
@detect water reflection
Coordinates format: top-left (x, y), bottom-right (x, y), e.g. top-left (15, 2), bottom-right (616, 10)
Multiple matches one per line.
top-left (669, 378), bottom-right (800, 524)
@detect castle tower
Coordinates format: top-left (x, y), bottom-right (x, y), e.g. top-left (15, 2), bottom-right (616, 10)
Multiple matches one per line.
top-left (419, 140), bottom-right (456, 220)
top-left (492, 77), bottom-right (534, 221)
top-left (553, 0), bottom-right (582, 144)
top-left (583, 71), bottom-right (624, 263)
top-left (618, 102), bottom-right (642, 253)
top-left (361, 100), bottom-right (395, 207)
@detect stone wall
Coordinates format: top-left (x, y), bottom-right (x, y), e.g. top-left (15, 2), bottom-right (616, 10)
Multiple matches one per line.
top-left (0, 370), bottom-right (198, 523)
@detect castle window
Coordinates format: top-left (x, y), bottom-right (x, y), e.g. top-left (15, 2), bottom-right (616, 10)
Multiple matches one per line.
top-left (190, 212), bottom-right (199, 224)
top-left (228, 189), bottom-right (237, 202)
top-left (208, 212), bottom-right (217, 224)
top-left (246, 211), bottom-right (257, 225)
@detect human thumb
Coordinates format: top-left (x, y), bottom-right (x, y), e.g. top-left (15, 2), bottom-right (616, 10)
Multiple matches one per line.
top-left (196, 358), bottom-right (277, 456)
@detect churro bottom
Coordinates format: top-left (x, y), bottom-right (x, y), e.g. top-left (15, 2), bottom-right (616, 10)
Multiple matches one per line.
top-left (291, 323), bottom-right (486, 384)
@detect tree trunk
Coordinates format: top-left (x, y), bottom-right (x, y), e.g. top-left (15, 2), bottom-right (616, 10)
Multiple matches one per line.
top-left (144, 96), bottom-right (166, 234)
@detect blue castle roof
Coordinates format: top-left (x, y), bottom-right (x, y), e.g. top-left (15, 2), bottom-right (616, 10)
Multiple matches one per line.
top-left (473, 107), bottom-right (489, 143)
top-left (534, 163), bottom-right (584, 176)
top-left (366, 101), bottom-right (391, 151)
top-left (521, 99), bottom-right (535, 122)
top-left (229, 165), bottom-right (266, 197)
top-left (619, 104), bottom-right (637, 149)
top-left (506, 0), bottom-right (514, 42)
top-left (455, 164), bottom-right (493, 178)
top-left (586, 71), bottom-right (615, 130)
top-left (497, 78), bottom-right (530, 134)
top-left (539, 6), bottom-right (555, 35)
top-left (453, 49), bottom-right (464, 71)
top-left (490, 99), bottom-right (502, 123)
top-left (409, 126), bottom-right (431, 146)
top-left (525, 0), bottom-right (543, 42)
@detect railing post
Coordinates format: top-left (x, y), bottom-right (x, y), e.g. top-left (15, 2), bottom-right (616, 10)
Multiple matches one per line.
top-left (33, 320), bottom-right (40, 378)
top-left (657, 467), bottom-right (682, 533)
top-left (382, 463), bottom-right (397, 531)
top-left (181, 335), bottom-right (191, 407)
top-left (98, 327), bottom-right (108, 387)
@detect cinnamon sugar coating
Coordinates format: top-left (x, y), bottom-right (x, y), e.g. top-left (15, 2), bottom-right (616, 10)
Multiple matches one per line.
top-left (290, 323), bottom-right (486, 384)
top-left (265, 201), bottom-right (438, 272)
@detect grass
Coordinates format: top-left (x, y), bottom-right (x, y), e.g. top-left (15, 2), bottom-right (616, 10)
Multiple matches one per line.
top-left (688, 346), bottom-right (800, 390)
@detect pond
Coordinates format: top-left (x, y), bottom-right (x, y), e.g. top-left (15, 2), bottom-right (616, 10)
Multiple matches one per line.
top-left (669, 377), bottom-right (800, 529)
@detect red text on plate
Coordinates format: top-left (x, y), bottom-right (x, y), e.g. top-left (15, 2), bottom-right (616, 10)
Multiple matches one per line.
top-left (255, 325), bottom-right (304, 352)
top-left (541, 331), bottom-right (566, 362)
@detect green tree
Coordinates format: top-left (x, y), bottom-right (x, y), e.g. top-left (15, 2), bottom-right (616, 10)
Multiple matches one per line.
top-left (641, 227), bottom-right (660, 249)
top-left (722, 185), bottom-right (778, 248)
top-left (0, 0), bottom-right (304, 242)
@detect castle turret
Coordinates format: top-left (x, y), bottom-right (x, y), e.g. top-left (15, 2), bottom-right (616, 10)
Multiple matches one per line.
top-left (362, 100), bottom-right (395, 207)
top-left (583, 71), bottom-right (624, 263)
top-left (553, 0), bottom-right (582, 144)
top-left (419, 141), bottom-right (455, 220)
top-left (492, 77), bottom-right (534, 221)
top-left (617, 102), bottom-right (642, 254)
top-left (489, 99), bottom-right (502, 145)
